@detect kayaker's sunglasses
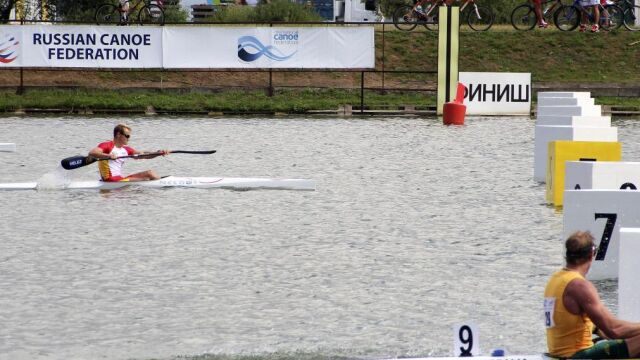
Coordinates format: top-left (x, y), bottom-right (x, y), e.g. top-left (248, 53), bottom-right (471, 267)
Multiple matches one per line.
top-left (120, 132), bottom-right (130, 139)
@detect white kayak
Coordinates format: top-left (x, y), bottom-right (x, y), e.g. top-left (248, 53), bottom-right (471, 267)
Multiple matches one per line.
top-left (0, 143), bottom-right (16, 152)
top-left (0, 176), bottom-right (316, 191)
top-left (378, 356), bottom-right (545, 360)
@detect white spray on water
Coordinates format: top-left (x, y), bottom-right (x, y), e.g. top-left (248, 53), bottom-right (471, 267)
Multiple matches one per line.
top-left (35, 165), bottom-right (74, 190)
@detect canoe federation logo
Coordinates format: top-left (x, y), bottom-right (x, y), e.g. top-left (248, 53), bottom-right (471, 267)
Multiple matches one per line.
top-left (237, 32), bottom-right (298, 63)
top-left (0, 32), bottom-right (19, 64)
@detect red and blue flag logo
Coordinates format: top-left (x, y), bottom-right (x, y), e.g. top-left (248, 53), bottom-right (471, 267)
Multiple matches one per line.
top-left (0, 32), bottom-right (19, 64)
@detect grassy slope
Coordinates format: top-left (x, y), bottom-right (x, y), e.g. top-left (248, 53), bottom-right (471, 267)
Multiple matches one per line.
top-left (381, 28), bottom-right (640, 83)
top-left (1, 29), bottom-right (639, 112)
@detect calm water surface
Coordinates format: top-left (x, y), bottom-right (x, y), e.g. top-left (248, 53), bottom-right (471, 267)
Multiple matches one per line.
top-left (1, 115), bottom-right (638, 360)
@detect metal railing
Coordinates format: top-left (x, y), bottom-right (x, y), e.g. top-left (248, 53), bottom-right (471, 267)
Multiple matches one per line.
top-left (1, 20), bottom-right (438, 113)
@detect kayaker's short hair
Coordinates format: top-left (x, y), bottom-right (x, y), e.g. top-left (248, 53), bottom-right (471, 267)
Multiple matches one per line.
top-left (114, 124), bottom-right (131, 138)
top-left (565, 231), bottom-right (596, 266)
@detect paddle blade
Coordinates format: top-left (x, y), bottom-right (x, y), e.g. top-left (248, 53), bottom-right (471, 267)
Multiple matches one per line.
top-left (61, 155), bottom-right (96, 170)
top-left (171, 150), bottom-right (216, 155)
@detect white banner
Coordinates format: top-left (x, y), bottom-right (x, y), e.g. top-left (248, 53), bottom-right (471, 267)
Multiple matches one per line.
top-left (459, 72), bottom-right (531, 115)
top-left (162, 27), bottom-right (374, 69)
top-left (0, 25), bottom-right (374, 69)
top-left (2, 25), bottom-right (163, 68)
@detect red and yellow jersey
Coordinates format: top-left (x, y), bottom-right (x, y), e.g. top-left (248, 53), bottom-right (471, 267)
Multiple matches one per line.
top-left (544, 269), bottom-right (594, 357)
top-left (96, 141), bottom-right (135, 180)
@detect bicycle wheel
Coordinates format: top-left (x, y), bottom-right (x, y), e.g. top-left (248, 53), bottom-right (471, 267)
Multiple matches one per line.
top-left (138, 4), bottom-right (165, 25)
top-left (511, 4), bottom-right (537, 30)
top-left (467, 5), bottom-right (494, 31)
top-left (623, 5), bottom-right (640, 30)
top-left (393, 5), bottom-right (420, 31)
top-left (601, 4), bottom-right (623, 30)
top-left (554, 5), bottom-right (580, 31)
top-left (95, 3), bottom-right (121, 25)
top-left (425, 10), bottom-right (438, 31)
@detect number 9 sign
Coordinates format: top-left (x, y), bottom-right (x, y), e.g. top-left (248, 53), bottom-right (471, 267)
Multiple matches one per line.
top-left (453, 323), bottom-right (480, 357)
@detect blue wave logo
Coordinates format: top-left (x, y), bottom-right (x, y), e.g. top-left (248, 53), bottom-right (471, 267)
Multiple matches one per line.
top-left (0, 33), bottom-right (19, 64)
top-left (237, 36), bottom-right (296, 62)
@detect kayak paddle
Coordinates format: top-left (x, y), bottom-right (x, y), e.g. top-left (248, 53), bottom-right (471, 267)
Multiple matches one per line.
top-left (61, 150), bottom-right (217, 170)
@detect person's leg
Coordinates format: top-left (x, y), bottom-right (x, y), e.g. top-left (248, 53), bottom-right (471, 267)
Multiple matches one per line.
top-left (532, 0), bottom-right (546, 26)
top-left (600, 2), bottom-right (610, 27)
top-left (120, 1), bottom-right (130, 23)
top-left (127, 170), bottom-right (160, 181)
top-left (592, 4), bottom-right (600, 31)
top-left (103, 175), bottom-right (127, 182)
top-left (121, 1), bottom-right (130, 14)
top-left (625, 333), bottom-right (640, 357)
top-left (580, 6), bottom-right (588, 31)
top-left (571, 339), bottom-right (630, 359)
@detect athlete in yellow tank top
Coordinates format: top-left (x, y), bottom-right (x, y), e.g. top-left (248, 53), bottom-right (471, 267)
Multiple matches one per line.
top-left (544, 269), bottom-right (594, 357)
top-left (544, 231), bottom-right (640, 359)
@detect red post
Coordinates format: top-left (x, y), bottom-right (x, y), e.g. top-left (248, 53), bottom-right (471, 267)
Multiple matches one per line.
top-left (443, 82), bottom-right (467, 125)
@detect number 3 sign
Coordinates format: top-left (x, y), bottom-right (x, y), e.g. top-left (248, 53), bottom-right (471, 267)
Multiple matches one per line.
top-left (453, 323), bottom-right (480, 357)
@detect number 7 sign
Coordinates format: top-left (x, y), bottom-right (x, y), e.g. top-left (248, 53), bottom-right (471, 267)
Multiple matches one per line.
top-left (564, 190), bottom-right (640, 280)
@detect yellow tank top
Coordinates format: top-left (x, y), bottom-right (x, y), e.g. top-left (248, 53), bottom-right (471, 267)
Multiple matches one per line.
top-left (544, 269), bottom-right (594, 357)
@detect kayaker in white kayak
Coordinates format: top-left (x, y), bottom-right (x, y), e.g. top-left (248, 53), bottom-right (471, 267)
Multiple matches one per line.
top-left (88, 123), bottom-right (169, 182)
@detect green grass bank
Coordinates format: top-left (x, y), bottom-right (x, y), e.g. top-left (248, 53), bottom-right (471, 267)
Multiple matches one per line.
top-left (1, 29), bottom-right (639, 114)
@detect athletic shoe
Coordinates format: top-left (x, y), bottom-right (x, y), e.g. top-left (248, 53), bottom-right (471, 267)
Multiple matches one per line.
top-left (579, 24), bottom-right (587, 32)
top-left (539, 21), bottom-right (549, 28)
top-left (591, 24), bottom-right (600, 32)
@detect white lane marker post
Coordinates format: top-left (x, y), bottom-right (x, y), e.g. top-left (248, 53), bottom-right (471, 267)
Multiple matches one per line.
top-left (437, 5), bottom-right (460, 115)
top-left (619, 228), bottom-right (640, 321)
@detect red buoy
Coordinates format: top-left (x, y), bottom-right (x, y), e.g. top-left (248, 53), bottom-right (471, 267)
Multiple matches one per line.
top-left (443, 83), bottom-right (467, 126)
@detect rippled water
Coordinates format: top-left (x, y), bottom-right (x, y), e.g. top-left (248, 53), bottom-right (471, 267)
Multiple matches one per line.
top-left (1, 115), bottom-right (639, 360)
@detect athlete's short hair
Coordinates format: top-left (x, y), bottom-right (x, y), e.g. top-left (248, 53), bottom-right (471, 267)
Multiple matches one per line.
top-left (565, 231), bottom-right (596, 266)
top-left (114, 124), bottom-right (131, 138)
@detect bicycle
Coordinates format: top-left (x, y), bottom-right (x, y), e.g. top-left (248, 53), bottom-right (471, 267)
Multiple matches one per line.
top-left (554, 0), bottom-right (623, 30)
top-left (510, 0), bottom-right (564, 30)
top-left (95, 0), bottom-right (165, 25)
top-left (392, 0), bottom-right (442, 31)
top-left (392, 0), bottom-right (494, 32)
top-left (459, 0), bottom-right (494, 31)
top-left (615, 0), bottom-right (640, 30)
